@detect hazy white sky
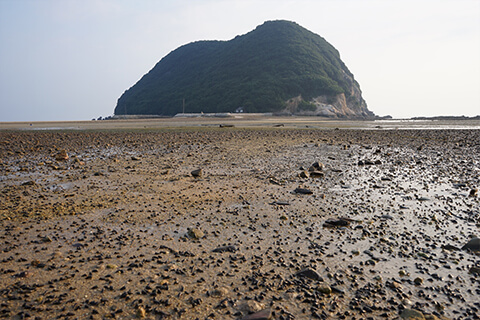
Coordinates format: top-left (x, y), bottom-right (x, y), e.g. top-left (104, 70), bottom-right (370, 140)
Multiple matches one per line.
top-left (1, 0), bottom-right (479, 121)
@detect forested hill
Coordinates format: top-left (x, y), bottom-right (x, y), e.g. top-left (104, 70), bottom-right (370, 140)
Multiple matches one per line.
top-left (114, 20), bottom-right (374, 118)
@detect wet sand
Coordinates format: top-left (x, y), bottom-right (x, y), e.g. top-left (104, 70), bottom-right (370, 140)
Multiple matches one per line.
top-left (1, 121), bottom-right (479, 319)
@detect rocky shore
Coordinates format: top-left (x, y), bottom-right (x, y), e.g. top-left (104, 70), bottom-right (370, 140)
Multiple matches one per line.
top-left (1, 128), bottom-right (479, 319)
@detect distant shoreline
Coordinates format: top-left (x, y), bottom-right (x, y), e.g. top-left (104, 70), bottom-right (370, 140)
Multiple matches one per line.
top-left (1, 115), bottom-right (480, 131)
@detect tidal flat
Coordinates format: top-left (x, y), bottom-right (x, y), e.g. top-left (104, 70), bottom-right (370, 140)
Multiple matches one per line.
top-left (0, 120), bottom-right (479, 319)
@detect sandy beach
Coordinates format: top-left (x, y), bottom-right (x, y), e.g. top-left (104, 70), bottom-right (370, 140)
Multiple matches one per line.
top-left (1, 119), bottom-right (479, 319)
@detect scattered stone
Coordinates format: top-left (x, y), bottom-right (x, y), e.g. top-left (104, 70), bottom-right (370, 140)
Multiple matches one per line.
top-left (388, 279), bottom-right (403, 291)
top-left (469, 266), bottom-right (480, 275)
top-left (295, 268), bottom-right (322, 281)
top-left (55, 150), bottom-right (69, 161)
top-left (417, 196), bottom-right (430, 202)
top-left (269, 178), bottom-right (283, 185)
top-left (73, 157), bottom-right (85, 165)
top-left (15, 271), bottom-right (32, 278)
top-left (299, 170), bottom-right (309, 178)
top-left (441, 244), bottom-right (460, 251)
top-left (462, 237), bottom-right (480, 251)
top-left (294, 187), bottom-right (313, 194)
top-left (309, 171), bottom-right (324, 178)
top-left (212, 245), bottom-right (237, 253)
top-left (187, 228), bottom-right (204, 239)
top-left (209, 287), bottom-right (229, 297)
top-left (191, 168), bottom-right (202, 177)
top-left (358, 159), bottom-right (374, 166)
top-left (39, 235), bottom-right (52, 243)
top-left (323, 217), bottom-right (357, 227)
top-left (136, 306), bottom-right (146, 318)
top-left (317, 285), bottom-right (332, 295)
top-left (240, 301), bottom-right (264, 314)
top-left (269, 201), bottom-right (290, 206)
top-left (241, 308), bottom-right (272, 320)
top-left (309, 162), bottom-right (324, 171)
top-left (400, 308), bottom-right (425, 319)
top-left (469, 188), bottom-right (478, 197)
top-left (379, 214), bottom-right (393, 220)
top-left (2, 125), bottom-right (479, 320)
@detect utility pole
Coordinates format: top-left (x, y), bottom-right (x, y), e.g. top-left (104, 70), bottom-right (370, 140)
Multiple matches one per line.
top-left (182, 98), bottom-right (185, 114)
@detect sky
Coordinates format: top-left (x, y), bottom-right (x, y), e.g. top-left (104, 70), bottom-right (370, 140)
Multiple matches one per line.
top-left (0, 0), bottom-right (479, 121)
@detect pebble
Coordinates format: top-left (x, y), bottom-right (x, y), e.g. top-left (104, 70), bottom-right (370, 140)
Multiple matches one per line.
top-left (209, 287), bottom-right (229, 297)
top-left (309, 171), bottom-right (324, 178)
top-left (309, 161), bottom-right (324, 171)
top-left (241, 308), bottom-right (272, 320)
top-left (187, 228), bottom-right (204, 239)
top-left (294, 187), bottom-right (313, 194)
top-left (469, 266), bottom-right (480, 275)
top-left (317, 285), bottom-right (332, 295)
top-left (323, 217), bottom-right (354, 227)
top-left (295, 268), bottom-right (322, 281)
top-left (54, 149), bottom-right (69, 161)
top-left (191, 168), bottom-right (202, 177)
top-left (136, 306), bottom-right (146, 318)
top-left (240, 301), bottom-right (264, 314)
top-left (212, 245), bottom-right (237, 253)
top-left (269, 201), bottom-right (290, 206)
top-left (400, 308), bottom-right (425, 319)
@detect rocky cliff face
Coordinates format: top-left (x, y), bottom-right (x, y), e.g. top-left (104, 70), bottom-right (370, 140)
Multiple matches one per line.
top-left (285, 91), bottom-right (372, 118)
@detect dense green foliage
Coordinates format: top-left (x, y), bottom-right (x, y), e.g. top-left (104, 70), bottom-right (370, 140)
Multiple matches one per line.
top-left (115, 20), bottom-right (359, 116)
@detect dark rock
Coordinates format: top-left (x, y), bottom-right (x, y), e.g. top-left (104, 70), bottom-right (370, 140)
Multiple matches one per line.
top-left (469, 266), bottom-right (480, 275)
top-left (441, 244), bottom-right (460, 251)
top-left (317, 285), bottom-right (332, 295)
top-left (294, 187), bottom-right (313, 194)
top-left (191, 169), bottom-right (202, 177)
top-left (309, 162), bottom-right (324, 171)
top-left (212, 245), bottom-right (237, 253)
top-left (269, 201), bottom-right (290, 206)
top-left (417, 196), bottom-right (430, 202)
top-left (299, 170), bottom-right (309, 178)
top-left (323, 217), bottom-right (357, 227)
top-left (241, 308), bottom-right (272, 320)
top-left (187, 228), bottom-right (204, 239)
top-left (295, 268), bottom-right (322, 281)
top-left (462, 237), bottom-right (480, 251)
top-left (209, 287), bottom-right (229, 297)
top-left (400, 308), bottom-right (425, 319)
top-left (55, 150), bottom-right (69, 161)
top-left (310, 171), bottom-right (324, 178)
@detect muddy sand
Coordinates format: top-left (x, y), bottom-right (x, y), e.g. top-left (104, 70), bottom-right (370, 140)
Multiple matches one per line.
top-left (0, 123), bottom-right (479, 320)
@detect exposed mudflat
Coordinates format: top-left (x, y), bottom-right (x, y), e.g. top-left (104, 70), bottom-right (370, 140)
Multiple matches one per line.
top-left (1, 124), bottom-right (479, 320)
